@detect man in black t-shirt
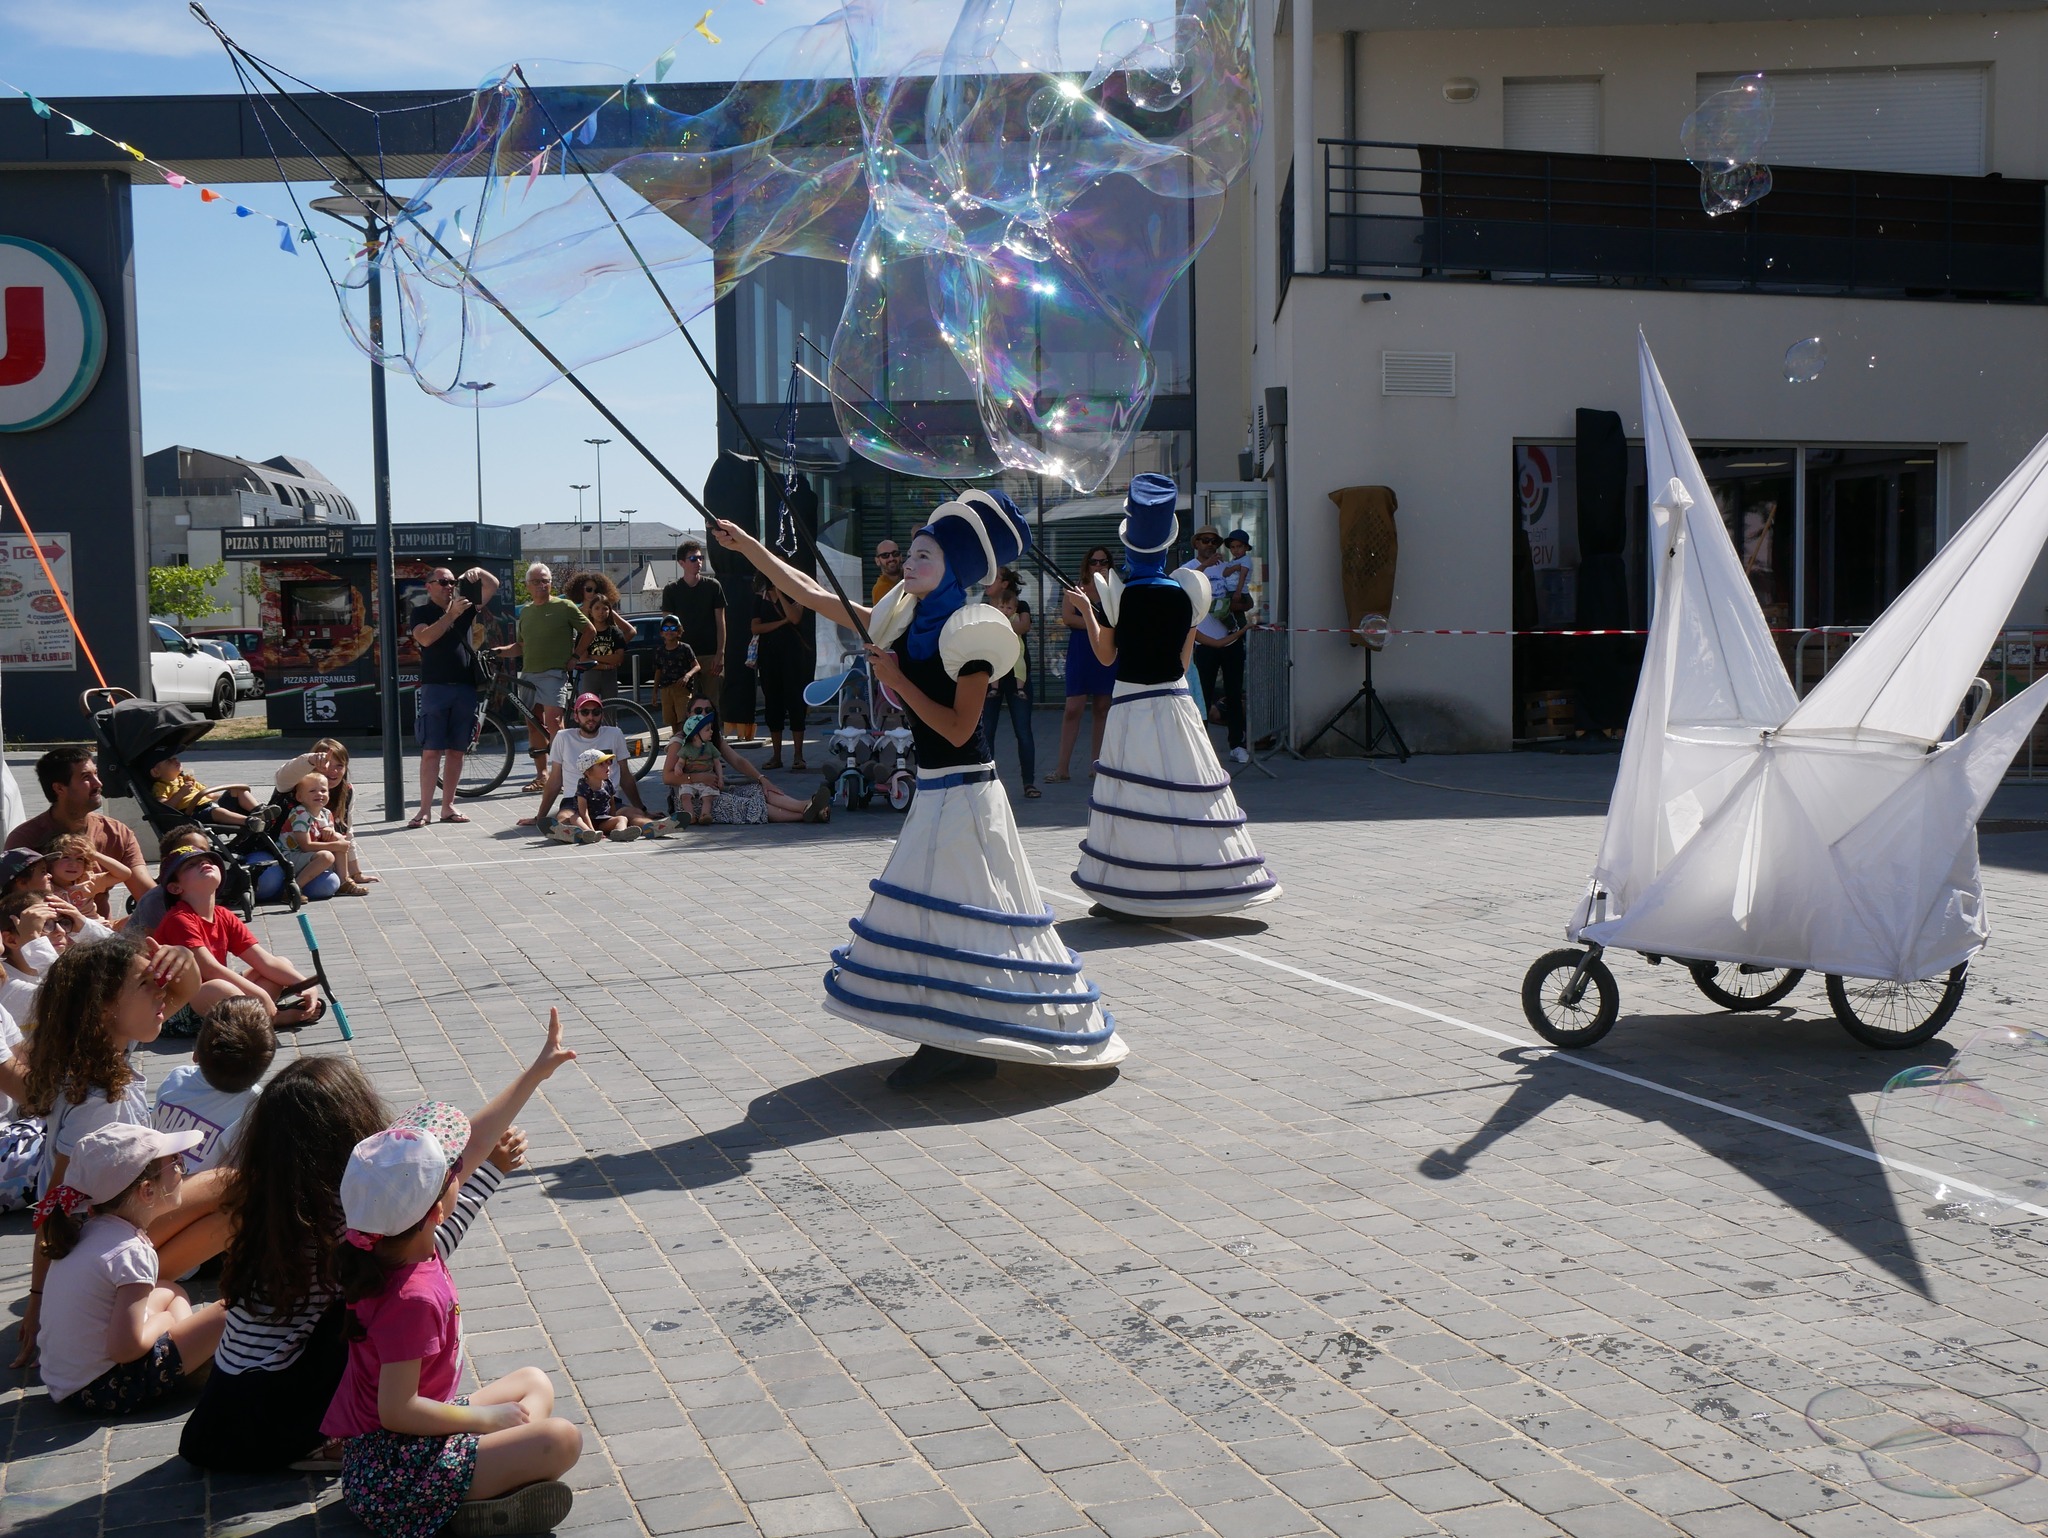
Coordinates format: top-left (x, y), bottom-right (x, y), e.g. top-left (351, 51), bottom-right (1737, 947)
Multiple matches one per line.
top-left (659, 538), bottom-right (726, 691)
top-left (408, 565), bottom-right (501, 827)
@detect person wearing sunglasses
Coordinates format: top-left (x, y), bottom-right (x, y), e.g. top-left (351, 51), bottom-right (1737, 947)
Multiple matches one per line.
top-left (871, 540), bottom-right (904, 603)
top-left (658, 540), bottom-right (726, 697)
top-left (409, 566), bottom-right (501, 828)
top-left (532, 694), bottom-right (673, 843)
top-left (490, 565), bottom-right (594, 795)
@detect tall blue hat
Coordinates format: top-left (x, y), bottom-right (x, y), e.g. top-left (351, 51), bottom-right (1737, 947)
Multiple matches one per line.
top-left (1119, 474), bottom-right (1179, 555)
top-left (922, 488), bottom-right (1032, 590)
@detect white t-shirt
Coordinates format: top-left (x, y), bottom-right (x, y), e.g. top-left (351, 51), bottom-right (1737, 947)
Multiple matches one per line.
top-left (39, 1213), bottom-right (159, 1401)
top-left (1178, 558), bottom-right (1235, 641)
top-left (0, 1005), bottom-right (21, 1122)
top-left (0, 970), bottom-right (36, 1031)
top-left (546, 724), bottom-right (632, 794)
top-left (39, 1067), bottom-right (151, 1199)
top-left (154, 1064), bottom-right (258, 1174)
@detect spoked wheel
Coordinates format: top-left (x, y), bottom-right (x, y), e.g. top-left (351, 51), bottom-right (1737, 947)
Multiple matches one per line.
top-left (1521, 947), bottom-right (1618, 1048)
top-left (1825, 965), bottom-right (1968, 1049)
top-left (602, 697), bottom-right (661, 779)
top-left (1687, 960), bottom-right (1806, 1012)
top-left (455, 716), bottom-right (516, 799)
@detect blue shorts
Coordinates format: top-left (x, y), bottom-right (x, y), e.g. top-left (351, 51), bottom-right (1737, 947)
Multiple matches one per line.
top-left (415, 683), bottom-right (478, 751)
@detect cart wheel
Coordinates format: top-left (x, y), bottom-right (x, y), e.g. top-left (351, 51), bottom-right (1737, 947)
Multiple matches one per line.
top-left (1687, 960), bottom-right (1805, 1012)
top-left (1521, 948), bottom-right (1618, 1048)
top-left (888, 774), bottom-right (914, 812)
top-left (285, 882), bottom-right (305, 914)
top-left (1825, 965), bottom-right (1967, 1049)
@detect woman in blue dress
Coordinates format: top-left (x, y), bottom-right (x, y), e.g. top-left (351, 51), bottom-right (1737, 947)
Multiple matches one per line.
top-left (710, 492), bottom-right (1125, 1089)
top-left (1048, 546), bottom-right (1118, 782)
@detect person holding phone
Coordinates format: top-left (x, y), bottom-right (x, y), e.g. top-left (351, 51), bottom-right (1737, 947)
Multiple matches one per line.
top-left (410, 567), bottom-right (501, 828)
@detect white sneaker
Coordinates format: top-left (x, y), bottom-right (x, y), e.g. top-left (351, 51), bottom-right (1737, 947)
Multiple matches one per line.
top-left (1230, 746), bottom-right (1250, 765)
top-left (642, 816), bottom-right (675, 839)
top-left (573, 828), bottom-right (603, 845)
top-left (545, 821), bottom-right (576, 844)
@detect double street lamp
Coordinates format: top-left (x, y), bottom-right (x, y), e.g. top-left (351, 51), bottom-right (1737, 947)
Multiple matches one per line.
top-left (585, 437), bottom-right (612, 568)
top-left (460, 380), bottom-right (494, 521)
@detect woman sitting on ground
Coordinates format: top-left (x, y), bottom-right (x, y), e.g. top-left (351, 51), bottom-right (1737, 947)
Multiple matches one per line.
top-left (661, 693), bottom-right (831, 826)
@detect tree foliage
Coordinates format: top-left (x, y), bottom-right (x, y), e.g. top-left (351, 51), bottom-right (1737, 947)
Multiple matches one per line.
top-left (148, 561), bottom-right (230, 625)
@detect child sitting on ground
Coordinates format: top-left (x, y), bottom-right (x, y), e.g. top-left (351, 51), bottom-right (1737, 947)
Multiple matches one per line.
top-left (33, 1122), bottom-right (227, 1414)
top-left (0, 889), bottom-right (63, 1025)
top-left (14, 938), bottom-right (224, 1366)
top-left (151, 847), bottom-right (326, 1035)
top-left (285, 774), bottom-right (368, 898)
top-left (323, 1011), bottom-right (582, 1537)
top-left (44, 833), bottom-right (132, 913)
top-left (124, 825), bottom-right (209, 941)
top-left (552, 748), bottom-right (669, 845)
top-left (146, 752), bottom-right (260, 828)
top-left (155, 998), bottom-right (274, 1173)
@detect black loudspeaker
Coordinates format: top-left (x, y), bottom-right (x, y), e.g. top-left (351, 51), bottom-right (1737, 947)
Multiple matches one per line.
top-left (1575, 407), bottom-right (1627, 557)
top-left (701, 453), bottom-right (761, 725)
top-left (1264, 386), bottom-right (1289, 429)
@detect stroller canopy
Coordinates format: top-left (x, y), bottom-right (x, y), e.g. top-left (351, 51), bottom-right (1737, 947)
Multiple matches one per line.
top-left (91, 699), bottom-right (214, 799)
top-left (1570, 334), bottom-right (2048, 982)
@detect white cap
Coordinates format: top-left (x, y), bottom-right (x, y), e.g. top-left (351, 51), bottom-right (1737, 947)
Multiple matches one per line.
top-left (339, 1126), bottom-right (450, 1241)
top-left (67, 1124), bottom-right (205, 1204)
top-left (576, 746), bottom-right (615, 775)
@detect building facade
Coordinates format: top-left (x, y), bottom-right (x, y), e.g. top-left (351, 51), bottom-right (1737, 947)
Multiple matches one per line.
top-left (517, 520), bottom-right (693, 603)
top-left (1237, 3), bottom-right (2048, 752)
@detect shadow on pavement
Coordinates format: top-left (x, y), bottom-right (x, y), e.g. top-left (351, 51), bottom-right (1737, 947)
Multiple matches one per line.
top-left (1417, 1016), bottom-right (1953, 1296)
top-left (544, 1061), bottom-right (1120, 1199)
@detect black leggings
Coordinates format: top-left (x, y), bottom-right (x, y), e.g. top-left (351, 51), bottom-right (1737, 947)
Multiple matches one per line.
top-left (757, 645), bottom-right (809, 737)
top-left (180, 1300), bottom-right (347, 1471)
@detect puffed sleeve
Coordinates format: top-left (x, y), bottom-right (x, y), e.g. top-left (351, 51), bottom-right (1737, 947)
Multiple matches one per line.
top-left (869, 583), bottom-right (915, 649)
top-left (939, 604), bottom-right (1021, 679)
top-left (1174, 566), bottom-right (1212, 614)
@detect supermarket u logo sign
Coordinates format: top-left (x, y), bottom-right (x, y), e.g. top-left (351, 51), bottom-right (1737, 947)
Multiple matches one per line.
top-left (0, 288), bottom-right (48, 388)
top-left (0, 238), bottom-right (105, 432)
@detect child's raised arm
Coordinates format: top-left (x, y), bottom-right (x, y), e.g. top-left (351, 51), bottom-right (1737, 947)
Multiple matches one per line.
top-left (459, 1009), bottom-right (575, 1177)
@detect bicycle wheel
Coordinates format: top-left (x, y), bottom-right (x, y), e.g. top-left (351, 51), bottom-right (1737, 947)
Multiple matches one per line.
top-left (602, 697), bottom-right (661, 779)
top-left (455, 715), bottom-right (516, 798)
top-left (1687, 960), bottom-right (1805, 1012)
top-left (1521, 948), bottom-right (1618, 1048)
top-left (1825, 966), bottom-right (1967, 1049)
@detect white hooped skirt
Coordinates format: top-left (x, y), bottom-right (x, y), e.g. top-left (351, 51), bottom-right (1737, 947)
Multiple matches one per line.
top-left (1073, 681), bottom-right (1280, 918)
top-left (825, 764), bottom-right (1127, 1068)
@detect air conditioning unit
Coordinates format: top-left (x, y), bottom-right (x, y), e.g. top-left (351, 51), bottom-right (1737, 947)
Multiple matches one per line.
top-left (1382, 350), bottom-right (1456, 397)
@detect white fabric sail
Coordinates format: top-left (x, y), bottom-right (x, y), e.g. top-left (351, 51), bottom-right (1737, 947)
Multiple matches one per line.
top-left (1570, 334), bottom-right (2048, 982)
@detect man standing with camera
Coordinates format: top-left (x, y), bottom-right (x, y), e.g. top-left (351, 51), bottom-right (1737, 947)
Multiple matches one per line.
top-left (408, 565), bottom-right (500, 827)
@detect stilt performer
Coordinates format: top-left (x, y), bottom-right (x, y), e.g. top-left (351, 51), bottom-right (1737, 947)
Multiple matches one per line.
top-left (1071, 475), bottom-right (1280, 917)
top-left (710, 491), bottom-right (1125, 1089)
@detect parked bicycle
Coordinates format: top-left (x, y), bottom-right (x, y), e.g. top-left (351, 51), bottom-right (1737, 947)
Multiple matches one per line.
top-left (456, 653), bottom-right (660, 798)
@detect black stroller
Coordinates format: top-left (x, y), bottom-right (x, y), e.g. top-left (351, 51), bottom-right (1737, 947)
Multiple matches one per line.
top-left (84, 688), bottom-right (303, 920)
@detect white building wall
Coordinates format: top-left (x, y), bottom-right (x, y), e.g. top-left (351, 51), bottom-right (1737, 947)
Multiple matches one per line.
top-left (1277, 277), bottom-right (2048, 752)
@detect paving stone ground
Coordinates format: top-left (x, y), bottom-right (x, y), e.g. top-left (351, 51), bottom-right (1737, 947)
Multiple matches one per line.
top-left (5, 731), bottom-right (2048, 1538)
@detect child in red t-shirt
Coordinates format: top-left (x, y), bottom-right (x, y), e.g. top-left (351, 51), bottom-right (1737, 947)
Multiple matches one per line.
top-left (325, 1012), bottom-right (583, 1538)
top-left (151, 849), bottom-right (325, 1036)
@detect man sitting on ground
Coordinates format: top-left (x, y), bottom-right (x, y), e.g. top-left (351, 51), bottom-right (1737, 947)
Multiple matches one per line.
top-left (532, 694), bottom-right (673, 842)
top-left (7, 747), bottom-right (152, 919)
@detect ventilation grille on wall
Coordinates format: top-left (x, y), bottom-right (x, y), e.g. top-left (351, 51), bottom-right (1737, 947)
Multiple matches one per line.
top-left (1382, 351), bottom-right (1456, 396)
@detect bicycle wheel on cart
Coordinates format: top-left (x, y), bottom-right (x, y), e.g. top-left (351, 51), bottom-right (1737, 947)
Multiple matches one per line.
top-left (601, 697), bottom-right (661, 780)
top-left (1687, 960), bottom-right (1805, 1012)
top-left (1824, 965), bottom-right (1967, 1049)
top-left (1521, 948), bottom-right (1618, 1048)
top-left (455, 716), bottom-right (516, 798)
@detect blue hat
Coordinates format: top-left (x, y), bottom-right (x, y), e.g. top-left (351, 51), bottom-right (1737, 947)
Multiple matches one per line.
top-left (1226, 528), bottom-right (1252, 548)
top-left (921, 489), bottom-right (1031, 590)
top-left (1119, 474), bottom-right (1179, 555)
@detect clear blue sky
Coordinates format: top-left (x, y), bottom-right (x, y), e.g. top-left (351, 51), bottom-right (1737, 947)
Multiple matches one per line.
top-left (3, 0), bottom-right (1182, 531)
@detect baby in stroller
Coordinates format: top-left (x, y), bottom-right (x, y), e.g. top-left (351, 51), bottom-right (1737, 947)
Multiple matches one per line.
top-left (143, 752), bottom-right (261, 828)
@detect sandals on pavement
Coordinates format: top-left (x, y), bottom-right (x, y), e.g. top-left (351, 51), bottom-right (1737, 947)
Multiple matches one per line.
top-left (406, 809), bottom-right (433, 829)
top-left (1023, 785), bottom-right (1042, 799)
top-left (439, 809), bottom-right (471, 824)
top-left (519, 776), bottom-right (547, 794)
top-left (448, 1480), bottom-right (574, 1537)
top-left (277, 995), bottom-right (327, 1029)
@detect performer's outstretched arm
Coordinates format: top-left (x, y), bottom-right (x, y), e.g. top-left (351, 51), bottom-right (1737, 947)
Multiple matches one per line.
top-left (708, 518), bottom-right (870, 635)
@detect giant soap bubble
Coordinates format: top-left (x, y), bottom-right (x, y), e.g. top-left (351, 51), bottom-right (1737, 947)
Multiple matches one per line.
top-left (1681, 74), bottom-right (1773, 217)
top-left (335, 0), bottom-right (1260, 492)
top-left (1871, 1026), bottom-right (2048, 1224)
top-left (1805, 1384), bottom-right (2041, 1500)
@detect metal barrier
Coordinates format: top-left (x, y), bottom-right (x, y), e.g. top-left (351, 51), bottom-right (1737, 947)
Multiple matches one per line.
top-left (1246, 625), bottom-right (1290, 763)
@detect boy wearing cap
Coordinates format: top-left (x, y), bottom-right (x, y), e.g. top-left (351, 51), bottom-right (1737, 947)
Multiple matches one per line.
top-left (153, 847), bottom-right (325, 1033)
top-left (33, 1122), bottom-right (226, 1414)
top-left (651, 615), bottom-right (701, 729)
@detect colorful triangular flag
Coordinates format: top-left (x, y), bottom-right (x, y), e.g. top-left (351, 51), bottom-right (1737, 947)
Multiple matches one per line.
top-left (116, 141), bottom-right (143, 161)
top-left (26, 94), bottom-right (49, 119)
top-left (695, 10), bottom-right (720, 43)
top-left (234, 204), bottom-right (253, 217)
top-left (65, 117), bottom-right (89, 136)
top-left (653, 45), bottom-right (676, 81)
top-left (163, 171), bottom-right (188, 188)
top-left (276, 221), bottom-right (296, 253)
top-left (575, 112), bottom-right (598, 145)
top-left (200, 188), bottom-right (221, 202)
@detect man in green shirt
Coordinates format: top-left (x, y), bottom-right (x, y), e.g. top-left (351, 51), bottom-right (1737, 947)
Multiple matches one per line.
top-left (492, 562), bottom-right (595, 791)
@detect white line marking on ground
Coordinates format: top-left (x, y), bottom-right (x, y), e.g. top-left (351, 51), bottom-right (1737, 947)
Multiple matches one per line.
top-left (1044, 889), bottom-right (2040, 1215)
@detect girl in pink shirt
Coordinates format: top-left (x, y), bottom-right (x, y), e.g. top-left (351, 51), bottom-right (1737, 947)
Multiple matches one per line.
top-left (322, 1013), bottom-right (581, 1538)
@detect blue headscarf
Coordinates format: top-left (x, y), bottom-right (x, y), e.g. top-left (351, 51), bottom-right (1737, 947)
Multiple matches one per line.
top-left (901, 490), bottom-right (1030, 659)
top-left (901, 545), bottom-right (966, 661)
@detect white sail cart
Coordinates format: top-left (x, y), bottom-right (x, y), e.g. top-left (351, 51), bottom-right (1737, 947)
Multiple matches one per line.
top-left (1524, 335), bottom-right (2048, 1050)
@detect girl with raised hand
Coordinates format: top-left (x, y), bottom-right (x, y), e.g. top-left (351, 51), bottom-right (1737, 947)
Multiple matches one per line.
top-left (179, 1056), bottom-right (527, 1473)
top-left (711, 491), bottom-right (1123, 1090)
top-left (1069, 475), bottom-right (1279, 917)
top-left (321, 1010), bottom-right (582, 1538)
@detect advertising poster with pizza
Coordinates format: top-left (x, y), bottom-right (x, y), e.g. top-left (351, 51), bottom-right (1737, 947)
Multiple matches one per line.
top-left (0, 532), bottom-right (74, 670)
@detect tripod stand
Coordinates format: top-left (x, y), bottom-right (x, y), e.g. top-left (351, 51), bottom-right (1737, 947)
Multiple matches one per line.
top-left (1301, 646), bottom-right (1410, 761)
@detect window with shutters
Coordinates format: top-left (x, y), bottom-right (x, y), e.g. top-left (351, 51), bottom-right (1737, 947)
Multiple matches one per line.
top-left (1503, 78), bottom-right (1602, 156)
top-left (1696, 66), bottom-right (1987, 177)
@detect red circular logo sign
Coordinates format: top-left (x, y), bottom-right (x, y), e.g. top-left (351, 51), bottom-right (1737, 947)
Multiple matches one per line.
top-left (0, 237), bottom-right (107, 432)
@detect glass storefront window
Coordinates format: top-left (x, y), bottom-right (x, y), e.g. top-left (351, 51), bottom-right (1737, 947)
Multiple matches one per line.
top-left (1804, 448), bottom-right (1938, 626)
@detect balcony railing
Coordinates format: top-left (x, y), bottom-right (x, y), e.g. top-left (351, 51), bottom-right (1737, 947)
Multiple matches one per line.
top-left (1321, 140), bottom-right (2047, 301)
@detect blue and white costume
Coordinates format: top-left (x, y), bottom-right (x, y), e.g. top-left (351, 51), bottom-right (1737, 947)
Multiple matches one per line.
top-left (1074, 476), bottom-right (1280, 918)
top-left (825, 491), bottom-right (1125, 1070)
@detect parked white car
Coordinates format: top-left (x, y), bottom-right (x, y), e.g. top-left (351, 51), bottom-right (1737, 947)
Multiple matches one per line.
top-left (149, 619), bottom-right (240, 719)
top-left (194, 637), bottom-right (262, 699)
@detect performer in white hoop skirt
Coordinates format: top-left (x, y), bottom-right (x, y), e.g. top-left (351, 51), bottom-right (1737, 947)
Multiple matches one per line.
top-left (1071, 475), bottom-right (1280, 918)
top-left (711, 491), bottom-right (1125, 1089)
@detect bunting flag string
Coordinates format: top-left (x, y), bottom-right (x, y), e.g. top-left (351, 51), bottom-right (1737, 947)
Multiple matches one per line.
top-left (3, 75), bottom-right (306, 255)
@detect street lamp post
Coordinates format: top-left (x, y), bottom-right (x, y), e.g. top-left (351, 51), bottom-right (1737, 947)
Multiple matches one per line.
top-left (585, 437), bottom-right (611, 571)
top-left (571, 484), bottom-right (591, 567)
top-left (309, 181), bottom-right (420, 822)
top-left (460, 380), bottom-right (494, 521)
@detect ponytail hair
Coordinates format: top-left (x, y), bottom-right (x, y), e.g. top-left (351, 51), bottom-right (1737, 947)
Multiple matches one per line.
top-left (34, 1160), bottom-right (158, 1260)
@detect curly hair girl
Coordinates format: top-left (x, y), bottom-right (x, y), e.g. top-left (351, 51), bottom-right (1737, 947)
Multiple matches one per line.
top-left (23, 938), bottom-right (144, 1116)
